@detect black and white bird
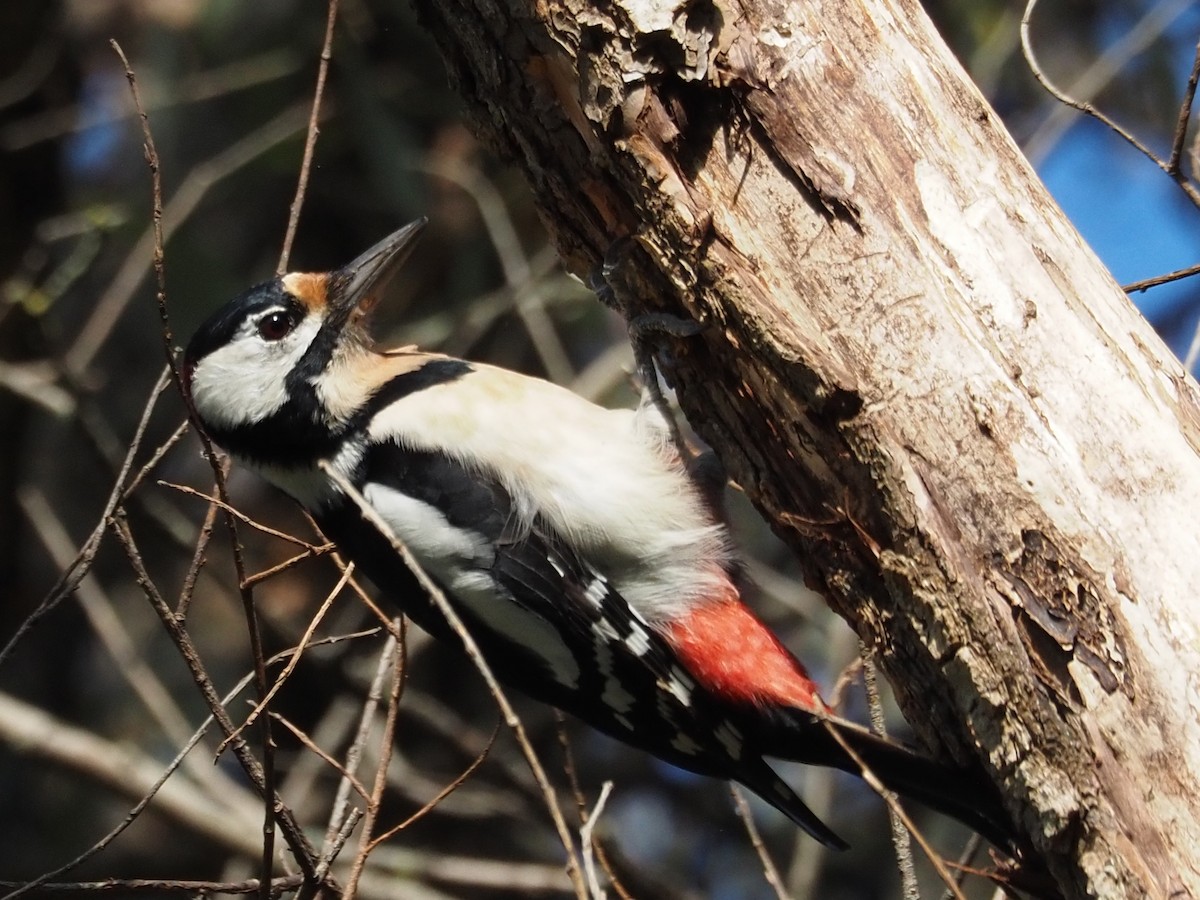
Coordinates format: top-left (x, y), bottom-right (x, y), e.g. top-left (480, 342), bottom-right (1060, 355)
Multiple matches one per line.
top-left (183, 219), bottom-right (1013, 850)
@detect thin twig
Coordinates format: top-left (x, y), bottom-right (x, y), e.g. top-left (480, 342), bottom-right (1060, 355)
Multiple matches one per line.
top-left (271, 712), bottom-right (371, 801)
top-left (110, 42), bottom-right (180, 391)
top-left (580, 782), bottom-right (614, 900)
top-left (1168, 38), bottom-right (1200, 174)
top-left (821, 720), bottom-right (969, 900)
top-left (1123, 261), bottom-right (1200, 295)
top-left (161, 480), bottom-right (326, 551)
top-left (367, 723), bottom-right (498, 848)
top-left (861, 646), bottom-right (918, 900)
top-left (177, 478), bottom-right (221, 619)
top-left (319, 625), bottom-right (406, 875)
top-left (219, 563), bottom-right (353, 753)
top-left (243, 544), bottom-right (334, 588)
top-left (1, 876), bottom-right (307, 895)
top-left (318, 460), bottom-right (589, 900)
top-left (278, 0), bottom-right (340, 273)
top-left (731, 787), bottom-right (790, 900)
top-left (343, 628), bottom-right (405, 899)
top-left (553, 713), bottom-right (633, 900)
top-left (1020, 0), bottom-right (1200, 206)
top-left (107, 510), bottom-right (325, 889)
top-left (120, 418), bottom-right (190, 500)
top-left (315, 807), bottom-right (364, 884)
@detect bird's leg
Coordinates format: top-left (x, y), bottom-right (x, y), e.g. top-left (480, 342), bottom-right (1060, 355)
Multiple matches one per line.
top-left (589, 238), bottom-right (705, 460)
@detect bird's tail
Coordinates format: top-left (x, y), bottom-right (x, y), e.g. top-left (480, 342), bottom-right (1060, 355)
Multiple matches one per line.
top-left (759, 707), bottom-right (1019, 852)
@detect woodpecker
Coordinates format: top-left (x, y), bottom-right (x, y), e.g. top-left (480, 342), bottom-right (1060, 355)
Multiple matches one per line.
top-left (183, 219), bottom-right (1014, 850)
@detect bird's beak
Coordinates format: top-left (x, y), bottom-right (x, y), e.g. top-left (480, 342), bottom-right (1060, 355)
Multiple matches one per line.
top-left (325, 217), bottom-right (428, 330)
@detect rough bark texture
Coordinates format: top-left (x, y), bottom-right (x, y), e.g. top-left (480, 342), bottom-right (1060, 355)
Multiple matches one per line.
top-left (411, 1), bottom-right (1200, 897)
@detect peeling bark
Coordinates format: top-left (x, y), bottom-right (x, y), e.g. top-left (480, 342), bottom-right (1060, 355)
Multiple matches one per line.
top-left (411, 1), bottom-right (1200, 896)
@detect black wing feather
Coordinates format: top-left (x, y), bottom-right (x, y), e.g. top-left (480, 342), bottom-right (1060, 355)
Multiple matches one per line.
top-left (317, 439), bottom-right (848, 848)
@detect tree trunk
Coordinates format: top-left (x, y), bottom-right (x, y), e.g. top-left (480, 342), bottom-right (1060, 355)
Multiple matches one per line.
top-left (411, 0), bottom-right (1200, 896)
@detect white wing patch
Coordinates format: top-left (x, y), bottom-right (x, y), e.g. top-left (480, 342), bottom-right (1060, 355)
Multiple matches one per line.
top-left (671, 733), bottom-right (702, 756)
top-left (583, 575), bottom-right (609, 609)
top-left (591, 621), bottom-right (636, 714)
top-left (365, 483), bottom-right (581, 691)
top-left (624, 623), bottom-right (652, 657)
top-left (662, 668), bottom-right (694, 707)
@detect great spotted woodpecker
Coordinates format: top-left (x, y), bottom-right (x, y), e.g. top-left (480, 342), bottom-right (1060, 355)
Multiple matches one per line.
top-left (183, 219), bottom-right (1013, 850)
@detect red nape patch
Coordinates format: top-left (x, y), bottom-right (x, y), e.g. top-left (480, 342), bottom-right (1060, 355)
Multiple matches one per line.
top-left (664, 591), bottom-right (828, 712)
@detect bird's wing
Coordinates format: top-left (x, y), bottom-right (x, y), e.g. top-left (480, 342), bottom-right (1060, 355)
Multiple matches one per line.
top-left (318, 438), bottom-right (847, 847)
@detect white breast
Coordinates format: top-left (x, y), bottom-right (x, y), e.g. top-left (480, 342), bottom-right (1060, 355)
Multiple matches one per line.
top-left (365, 363), bottom-right (731, 621)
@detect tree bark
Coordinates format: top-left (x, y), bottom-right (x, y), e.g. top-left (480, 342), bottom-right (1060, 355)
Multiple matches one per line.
top-left (411, 1), bottom-right (1200, 896)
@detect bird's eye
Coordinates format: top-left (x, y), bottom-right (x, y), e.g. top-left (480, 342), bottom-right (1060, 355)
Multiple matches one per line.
top-left (257, 311), bottom-right (294, 342)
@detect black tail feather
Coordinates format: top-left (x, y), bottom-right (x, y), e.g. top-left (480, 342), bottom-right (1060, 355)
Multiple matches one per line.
top-left (755, 708), bottom-right (1019, 852)
top-left (736, 760), bottom-right (850, 849)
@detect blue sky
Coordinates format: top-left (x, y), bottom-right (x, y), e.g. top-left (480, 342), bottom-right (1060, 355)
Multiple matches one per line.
top-left (1035, 6), bottom-right (1200, 363)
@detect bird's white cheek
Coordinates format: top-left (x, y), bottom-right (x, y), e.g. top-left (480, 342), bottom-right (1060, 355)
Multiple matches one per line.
top-left (189, 317), bottom-right (323, 432)
top-left (190, 346), bottom-right (292, 431)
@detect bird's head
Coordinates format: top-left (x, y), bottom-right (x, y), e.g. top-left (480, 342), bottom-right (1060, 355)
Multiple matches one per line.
top-left (183, 217), bottom-right (427, 460)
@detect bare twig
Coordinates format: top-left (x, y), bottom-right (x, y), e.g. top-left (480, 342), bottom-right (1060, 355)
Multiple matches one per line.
top-left (1124, 261), bottom-right (1200, 295)
top-left (1168, 39), bottom-right (1200, 174)
top-left (316, 807), bottom-right (364, 884)
top-left (278, 0), bottom-right (340, 273)
top-left (343, 627), bottom-right (405, 900)
top-left (177, 479), bottom-right (221, 619)
top-left (244, 544), bottom-right (334, 588)
top-left (1020, 0), bottom-right (1200, 206)
top-left (821, 720), bottom-right (968, 900)
top-left (110, 42), bottom-right (179, 387)
top-left (160, 480), bottom-right (326, 551)
top-left (861, 647), bottom-right (918, 900)
top-left (218, 562), bottom-right (353, 752)
top-left (318, 460), bottom-right (588, 899)
top-left (120, 418), bottom-right (190, 500)
top-left (731, 786), bottom-right (790, 900)
top-left (320, 625), bottom-right (406, 874)
top-left (1, 876), bottom-right (306, 895)
top-left (553, 713), bottom-right (633, 900)
top-left (367, 723), bottom-right (498, 847)
top-left (272, 712), bottom-right (372, 802)
top-left (107, 510), bottom-right (325, 888)
top-left (580, 782), bottom-right (614, 900)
